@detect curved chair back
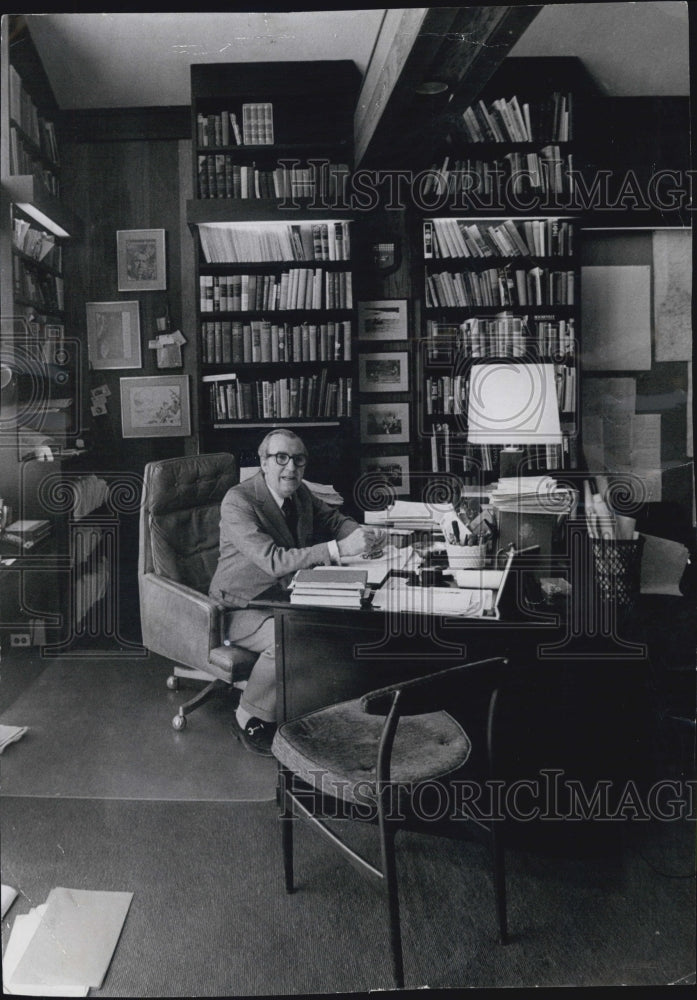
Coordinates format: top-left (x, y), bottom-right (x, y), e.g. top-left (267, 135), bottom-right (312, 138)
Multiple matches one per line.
top-left (139, 452), bottom-right (238, 594)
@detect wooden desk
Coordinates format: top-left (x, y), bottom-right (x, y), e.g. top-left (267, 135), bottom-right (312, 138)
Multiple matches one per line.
top-left (249, 580), bottom-right (653, 798)
top-left (250, 583), bottom-right (646, 725)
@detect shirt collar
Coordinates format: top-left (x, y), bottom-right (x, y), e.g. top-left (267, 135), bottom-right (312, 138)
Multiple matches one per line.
top-left (266, 483), bottom-right (286, 509)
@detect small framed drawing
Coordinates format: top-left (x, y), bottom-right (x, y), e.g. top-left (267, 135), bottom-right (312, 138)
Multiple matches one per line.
top-left (117, 229), bottom-right (167, 292)
top-left (86, 301), bottom-right (141, 370)
top-left (120, 374), bottom-right (191, 438)
top-left (360, 402), bottom-right (409, 444)
top-left (357, 299), bottom-right (407, 341)
top-left (358, 351), bottom-right (409, 393)
top-left (360, 455), bottom-right (410, 496)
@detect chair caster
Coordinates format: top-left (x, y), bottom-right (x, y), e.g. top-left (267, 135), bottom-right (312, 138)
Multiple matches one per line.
top-left (167, 675), bottom-right (179, 691)
top-left (172, 713), bottom-right (187, 730)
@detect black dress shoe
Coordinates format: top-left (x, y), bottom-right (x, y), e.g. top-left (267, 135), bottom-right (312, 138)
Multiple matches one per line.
top-left (235, 715), bottom-right (276, 756)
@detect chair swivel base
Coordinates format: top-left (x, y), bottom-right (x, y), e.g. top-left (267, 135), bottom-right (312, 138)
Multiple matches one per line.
top-left (170, 677), bottom-right (228, 730)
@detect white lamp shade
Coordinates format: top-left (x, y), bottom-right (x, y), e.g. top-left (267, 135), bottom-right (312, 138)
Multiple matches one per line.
top-left (467, 362), bottom-right (563, 445)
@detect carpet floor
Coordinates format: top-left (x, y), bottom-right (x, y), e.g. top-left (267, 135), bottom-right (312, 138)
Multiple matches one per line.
top-left (1, 795), bottom-right (694, 995)
top-left (0, 653), bottom-right (276, 801)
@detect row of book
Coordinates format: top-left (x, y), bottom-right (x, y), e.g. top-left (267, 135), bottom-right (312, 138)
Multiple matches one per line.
top-left (199, 269), bottom-right (353, 312)
top-left (424, 362), bottom-right (575, 416)
top-left (8, 65), bottom-right (60, 164)
top-left (204, 372), bottom-right (353, 422)
top-left (422, 149), bottom-right (573, 200)
top-left (426, 316), bottom-right (576, 361)
top-left (196, 158), bottom-right (350, 202)
top-left (456, 92), bottom-right (573, 145)
top-left (201, 319), bottom-right (352, 365)
top-left (12, 216), bottom-right (62, 269)
top-left (197, 221), bottom-right (351, 263)
top-left (429, 434), bottom-right (578, 474)
top-left (9, 126), bottom-right (60, 196)
top-left (12, 258), bottom-right (64, 312)
top-left (424, 217), bottom-right (573, 260)
top-left (425, 267), bottom-right (575, 309)
top-left (196, 103), bottom-right (274, 146)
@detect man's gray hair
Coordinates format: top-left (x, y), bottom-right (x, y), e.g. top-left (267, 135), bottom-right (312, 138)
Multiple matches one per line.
top-left (257, 428), bottom-right (307, 460)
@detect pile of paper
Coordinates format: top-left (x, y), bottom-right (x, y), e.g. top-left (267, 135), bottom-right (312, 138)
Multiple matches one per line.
top-left (372, 577), bottom-right (494, 617)
top-left (488, 476), bottom-right (576, 514)
top-left (0, 725), bottom-right (28, 753)
top-left (3, 887), bottom-right (133, 996)
top-left (315, 545), bottom-right (420, 586)
top-left (304, 480), bottom-right (344, 507)
top-left (364, 499), bottom-right (443, 532)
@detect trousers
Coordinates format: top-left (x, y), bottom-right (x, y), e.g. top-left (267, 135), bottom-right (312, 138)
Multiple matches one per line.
top-left (225, 608), bottom-right (276, 723)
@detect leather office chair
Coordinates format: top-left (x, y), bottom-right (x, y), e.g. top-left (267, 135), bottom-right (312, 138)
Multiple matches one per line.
top-left (138, 452), bottom-right (256, 730)
top-left (272, 657), bottom-right (509, 989)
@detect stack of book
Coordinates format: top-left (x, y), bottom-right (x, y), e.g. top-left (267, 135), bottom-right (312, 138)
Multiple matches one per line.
top-left (3, 519), bottom-right (52, 550)
top-left (289, 568), bottom-right (369, 608)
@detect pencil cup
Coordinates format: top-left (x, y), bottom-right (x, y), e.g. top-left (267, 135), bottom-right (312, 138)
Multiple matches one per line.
top-left (591, 537), bottom-right (644, 610)
top-left (446, 542), bottom-right (487, 570)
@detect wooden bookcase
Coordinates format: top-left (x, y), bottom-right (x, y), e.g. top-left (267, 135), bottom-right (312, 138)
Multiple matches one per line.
top-left (0, 18), bottom-right (104, 648)
top-left (411, 58), bottom-right (593, 485)
top-left (186, 61), bottom-right (362, 494)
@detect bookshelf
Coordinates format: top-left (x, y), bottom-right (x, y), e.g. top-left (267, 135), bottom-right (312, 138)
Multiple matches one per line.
top-left (0, 18), bottom-right (97, 648)
top-left (187, 62), bottom-right (361, 491)
top-left (413, 59), bottom-right (589, 484)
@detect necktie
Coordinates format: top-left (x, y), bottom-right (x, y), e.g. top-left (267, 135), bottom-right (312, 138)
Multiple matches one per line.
top-left (282, 497), bottom-right (298, 544)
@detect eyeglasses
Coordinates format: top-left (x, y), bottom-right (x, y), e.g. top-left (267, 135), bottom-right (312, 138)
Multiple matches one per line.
top-left (266, 452), bottom-right (307, 467)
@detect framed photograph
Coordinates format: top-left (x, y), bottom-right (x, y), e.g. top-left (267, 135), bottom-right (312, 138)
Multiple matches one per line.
top-left (360, 454), bottom-right (410, 496)
top-left (86, 301), bottom-right (142, 370)
top-left (357, 299), bottom-right (408, 341)
top-left (117, 229), bottom-right (167, 292)
top-left (358, 352), bottom-right (409, 393)
top-left (119, 374), bottom-right (191, 438)
top-left (360, 402), bottom-right (410, 444)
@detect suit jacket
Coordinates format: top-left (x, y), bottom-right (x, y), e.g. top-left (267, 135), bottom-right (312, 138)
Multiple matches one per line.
top-left (209, 471), bottom-right (359, 608)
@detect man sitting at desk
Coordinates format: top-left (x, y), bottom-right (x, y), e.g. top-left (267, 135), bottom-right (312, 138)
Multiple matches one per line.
top-left (209, 428), bottom-right (385, 755)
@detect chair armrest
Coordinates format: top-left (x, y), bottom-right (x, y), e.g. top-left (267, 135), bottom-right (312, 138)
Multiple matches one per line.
top-left (139, 572), bottom-right (225, 670)
top-left (361, 657), bottom-right (508, 717)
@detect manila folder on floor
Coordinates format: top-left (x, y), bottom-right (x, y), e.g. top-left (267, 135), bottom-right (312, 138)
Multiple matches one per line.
top-left (9, 887), bottom-right (133, 990)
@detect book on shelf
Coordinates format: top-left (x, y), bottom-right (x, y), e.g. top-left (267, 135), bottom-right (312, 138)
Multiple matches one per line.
top-left (241, 102), bottom-right (274, 145)
top-left (196, 222), bottom-right (351, 264)
top-left (204, 371), bottom-right (352, 421)
top-left (457, 91), bottom-right (573, 144)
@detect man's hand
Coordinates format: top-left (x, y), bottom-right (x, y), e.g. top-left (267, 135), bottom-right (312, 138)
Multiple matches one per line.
top-left (337, 527), bottom-right (382, 559)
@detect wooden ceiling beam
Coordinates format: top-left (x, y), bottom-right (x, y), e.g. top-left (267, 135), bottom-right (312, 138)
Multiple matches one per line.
top-left (356, 5), bottom-right (542, 169)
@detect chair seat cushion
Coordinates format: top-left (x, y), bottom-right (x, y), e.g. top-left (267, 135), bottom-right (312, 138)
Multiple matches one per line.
top-left (272, 699), bottom-right (471, 804)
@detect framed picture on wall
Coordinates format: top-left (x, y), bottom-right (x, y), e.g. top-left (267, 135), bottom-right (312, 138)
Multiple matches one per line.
top-left (357, 300), bottom-right (407, 341)
top-left (360, 454), bottom-right (410, 496)
top-left (358, 351), bottom-right (409, 393)
top-left (86, 300), bottom-right (141, 370)
top-left (360, 402), bottom-right (410, 444)
top-left (120, 374), bottom-right (191, 438)
top-left (117, 228), bottom-right (167, 292)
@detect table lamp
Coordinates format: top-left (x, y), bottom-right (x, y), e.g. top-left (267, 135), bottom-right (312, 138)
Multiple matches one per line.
top-left (466, 361), bottom-right (562, 476)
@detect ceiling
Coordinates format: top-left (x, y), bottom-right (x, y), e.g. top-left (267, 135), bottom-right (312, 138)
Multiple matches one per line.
top-left (22, 3), bottom-right (691, 112)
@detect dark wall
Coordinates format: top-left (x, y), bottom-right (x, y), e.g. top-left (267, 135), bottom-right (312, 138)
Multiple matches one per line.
top-left (61, 134), bottom-right (196, 477)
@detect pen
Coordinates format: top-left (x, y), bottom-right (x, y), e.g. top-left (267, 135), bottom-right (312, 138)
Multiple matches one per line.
top-left (452, 520), bottom-right (460, 544)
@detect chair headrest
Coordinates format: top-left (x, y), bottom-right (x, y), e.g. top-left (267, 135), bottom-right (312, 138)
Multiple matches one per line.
top-left (145, 453), bottom-right (238, 516)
